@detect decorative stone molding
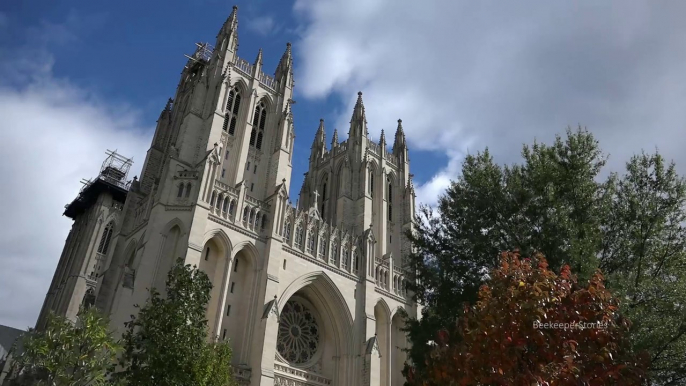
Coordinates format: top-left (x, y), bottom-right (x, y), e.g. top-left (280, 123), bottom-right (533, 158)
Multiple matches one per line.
top-left (188, 242), bottom-right (204, 252)
top-left (274, 363), bottom-right (332, 386)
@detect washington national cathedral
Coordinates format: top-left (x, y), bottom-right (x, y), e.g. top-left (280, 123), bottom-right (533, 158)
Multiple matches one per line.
top-left (37, 6), bottom-right (419, 386)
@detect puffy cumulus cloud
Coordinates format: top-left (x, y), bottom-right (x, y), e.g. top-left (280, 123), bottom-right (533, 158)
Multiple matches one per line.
top-left (293, 0), bottom-right (686, 206)
top-left (0, 28), bottom-right (150, 329)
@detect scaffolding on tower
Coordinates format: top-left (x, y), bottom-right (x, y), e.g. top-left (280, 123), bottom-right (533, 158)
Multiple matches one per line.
top-left (185, 42), bottom-right (215, 64)
top-left (99, 149), bottom-right (133, 190)
top-left (64, 150), bottom-right (134, 219)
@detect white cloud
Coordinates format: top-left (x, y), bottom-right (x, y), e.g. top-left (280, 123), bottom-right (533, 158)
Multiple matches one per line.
top-left (246, 15), bottom-right (276, 36)
top-left (0, 42), bottom-right (150, 329)
top-left (415, 149), bottom-right (465, 207)
top-left (293, 0), bottom-right (686, 207)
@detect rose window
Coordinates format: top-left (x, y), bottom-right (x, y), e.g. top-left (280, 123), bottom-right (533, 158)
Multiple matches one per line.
top-left (276, 299), bottom-right (320, 364)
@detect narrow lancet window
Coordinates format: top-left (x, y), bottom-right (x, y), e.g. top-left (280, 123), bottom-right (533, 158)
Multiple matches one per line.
top-left (223, 87), bottom-right (241, 135)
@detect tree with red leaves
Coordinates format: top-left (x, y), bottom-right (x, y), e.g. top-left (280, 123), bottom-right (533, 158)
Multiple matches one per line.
top-left (405, 251), bottom-right (650, 386)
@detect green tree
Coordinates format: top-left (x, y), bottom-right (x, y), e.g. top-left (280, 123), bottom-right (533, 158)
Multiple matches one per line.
top-left (600, 152), bottom-right (686, 385)
top-left (4, 307), bottom-right (119, 386)
top-left (405, 128), bottom-right (686, 384)
top-left (113, 258), bottom-right (237, 386)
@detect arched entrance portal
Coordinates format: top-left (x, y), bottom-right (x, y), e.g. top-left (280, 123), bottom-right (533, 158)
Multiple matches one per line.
top-left (274, 272), bottom-right (353, 385)
top-left (219, 246), bottom-right (255, 363)
top-left (374, 301), bottom-right (391, 386)
top-left (198, 237), bottom-right (229, 336)
top-left (391, 311), bottom-right (408, 386)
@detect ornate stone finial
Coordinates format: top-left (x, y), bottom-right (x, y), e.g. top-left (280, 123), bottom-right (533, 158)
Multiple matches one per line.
top-left (379, 129), bottom-right (386, 145)
top-left (165, 98), bottom-right (173, 110)
top-left (282, 178), bottom-right (287, 183)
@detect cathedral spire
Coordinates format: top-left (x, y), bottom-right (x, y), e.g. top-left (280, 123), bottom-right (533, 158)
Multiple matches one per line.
top-left (393, 118), bottom-right (409, 163)
top-left (331, 128), bottom-right (339, 148)
top-left (379, 129), bottom-right (386, 147)
top-left (313, 119), bottom-right (326, 147)
top-left (254, 48), bottom-right (263, 67)
top-left (309, 119), bottom-right (327, 163)
top-left (215, 5), bottom-right (239, 56)
top-left (218, 5), bottom-right (239, 37)
top-left (348, 91), bottom-right (368, 139)
top-left (278, 42), bottom-right (292, 69)
top-left (253, 48), bottom-right (263, 76)
top-left (393, 119), bottom-right (406, 150)
top-left (351, 91), bottom-right (366, 123)
top-left (228, 5), bottom-right (238, 31)
top-left (275, 42), bottom-right (293, 85)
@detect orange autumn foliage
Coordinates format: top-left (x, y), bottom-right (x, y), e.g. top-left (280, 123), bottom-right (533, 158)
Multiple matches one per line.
top-left (406, 251), bottom-right (649, 386)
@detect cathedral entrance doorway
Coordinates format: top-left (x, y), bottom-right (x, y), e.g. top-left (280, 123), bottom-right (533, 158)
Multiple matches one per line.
top-left (274, 272), bottom-right (353, 386)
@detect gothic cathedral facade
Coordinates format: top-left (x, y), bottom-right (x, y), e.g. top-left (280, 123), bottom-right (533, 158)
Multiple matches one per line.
top-left (37, 6), bottom-right (418, 386)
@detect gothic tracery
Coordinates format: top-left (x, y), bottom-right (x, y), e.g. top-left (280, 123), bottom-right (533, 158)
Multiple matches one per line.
top-left (276, 299), bottom-right (321, 365)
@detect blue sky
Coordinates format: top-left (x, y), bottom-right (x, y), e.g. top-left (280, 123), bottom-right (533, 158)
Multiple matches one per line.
top-left (3, 0), bottom-right (686, 328)
top-left (0, 0), bottom-right (446, 193)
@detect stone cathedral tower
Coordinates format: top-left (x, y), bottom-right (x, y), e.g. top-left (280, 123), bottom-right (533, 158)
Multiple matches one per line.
top-left (36, 6), bottom-right (418, 386)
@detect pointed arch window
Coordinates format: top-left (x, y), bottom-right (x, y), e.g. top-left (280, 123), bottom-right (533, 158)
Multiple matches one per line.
top-left (318, 238), bottom-right (327, 259)
top-left (369, 170), bottom-right (374, 196)
top-left (307, 232), bottom-right (315, 254)
top-left (321, 182), bottom-right (327, 219)
top-left (254, 211), bottom-right (261, 228)
top-left (284, 220), bottom-right (291, 240)
top-left (251, 100), bottom-right (267, 150)
top-left (342, 247), bottom-right (349, 271)
top-left (243, 207), bottom-right (249, 225)
top-left (223, 86), bottom-right (242, 135)
top-left (211, 191), bottom-right (217, 207)
top-left (387, 178), bottom-right (393, 221)
top-left (185, 183), bottom-right (192, 198)
top-left (177, 183), bottom-right (184, 198)
top-left (295, 226), bottom-right (304, 248)
top-left (330, 241), bottom-right (338, 265)
top-left (353, 250), bottom-right (360, 274)
top-left (229, 200), bottom-right (236, 216)
top-left (97, 221), bottom-right (115, 254)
